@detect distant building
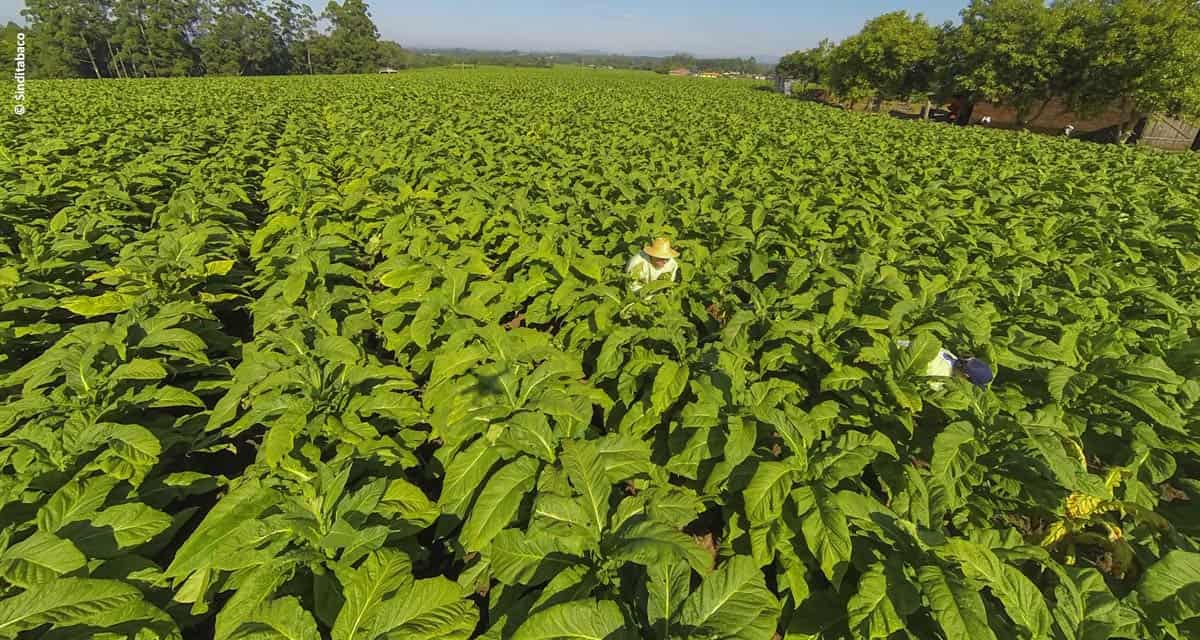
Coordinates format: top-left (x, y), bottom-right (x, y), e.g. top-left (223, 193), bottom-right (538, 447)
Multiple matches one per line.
top-left (379, 67), bottom-right (398, 74)
top-left (669, 68), bottom-right (691, 76)
top-left (698, 71), bottom-right (720, 78)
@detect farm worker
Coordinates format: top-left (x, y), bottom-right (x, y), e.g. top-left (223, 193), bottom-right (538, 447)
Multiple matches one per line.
top-left (1064, 124), bottom-right (1076, 137)
top-left (626, 237), bottom-right (680, 292)
top-left (896, 339), bottom-right (994, 390)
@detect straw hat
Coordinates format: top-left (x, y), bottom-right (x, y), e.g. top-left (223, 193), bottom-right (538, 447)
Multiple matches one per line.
top-left (643, 237), bottom-right (679, 259)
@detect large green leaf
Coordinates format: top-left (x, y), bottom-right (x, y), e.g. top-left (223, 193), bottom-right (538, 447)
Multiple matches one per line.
top-left (650, 361), bottom-right (690, 415)
top-left (331, 549), bottom-right (414, 640)
top-left (460, 456), bottom-right (540, 551)
top-left (490, 530), bottom-right (581, 585)
top-left (164, 479), bottom-right (279, 580)
top-left (440, 439), bottom-right (502, 519)
top-left (743, 461), bottom-right (795, 525)
top-left (512, 599), bottom-right (632, 640)
top-left (847, 562), bottom-right (906, 640)
top-left (792, 484), bottom-right (852, 588)
top-left (646, 560), bottom-right (691, 640)
top-left (0, 533), bottom-right (86, 588)
top-left (1109, 385), bottom-right (1185, 433)
top-left (561, 440), bottom-right (613, 542)
top-left (227, 596), bottom-right (321, 640)
top-left (371, 576), bottom-right (478, 639)
top-left (0, 577), bottom-right (142, 637)
top-left (678, 555), bottom-right (780, 639)
top-left (917, 565), bottom-right (996, 640)
top-left (1136, 550), bottom-right (1200, 626)
top-left (606, 517), bottom-right (713, 574)
top-left (947, 540), bottom-right (1051, 639)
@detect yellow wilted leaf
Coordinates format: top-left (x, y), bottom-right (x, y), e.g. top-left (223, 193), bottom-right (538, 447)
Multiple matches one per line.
top-left (204, 260), bottom-right (236, 276)
top-left (1066, 493), bottom-right (1103, 519)
top-left (85, 267), bottom-right (127, 282)
top-left (60, 292), bottom-right (136, 317)
top-left (0, 266), bottom-right (18, 288)
top-left (1066, 438), bottom-right (1086, 466)
top-left (1041, 520), bottom-right (1069, 547)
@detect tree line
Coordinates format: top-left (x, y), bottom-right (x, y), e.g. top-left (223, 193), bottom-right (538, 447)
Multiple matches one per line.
top-left (2, 0), bottom-right (774, 80)
top-left (775, 0), bottom-right (1200, 137)
top-left (8, 0), bottom-right (393, 78)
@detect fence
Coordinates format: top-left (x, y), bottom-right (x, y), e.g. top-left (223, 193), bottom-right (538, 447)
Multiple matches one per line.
top-left (1136, 115), bottom-right (1200, 152)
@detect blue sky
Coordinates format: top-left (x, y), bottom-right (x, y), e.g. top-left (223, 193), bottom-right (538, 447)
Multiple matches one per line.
top-left (0, 0), bottom-right (965, 58)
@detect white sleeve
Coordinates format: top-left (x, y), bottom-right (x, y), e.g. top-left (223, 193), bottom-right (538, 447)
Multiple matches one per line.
top-left (627, 255), bottom-right (647, 290)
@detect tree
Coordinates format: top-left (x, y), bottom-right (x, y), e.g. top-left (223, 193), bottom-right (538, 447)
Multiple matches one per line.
top-left (654, 53), bottom-right (697, 74)
top-left (941, 0), bottom-right (1068, 125)
top-left (271, 0), bottom-right (318, 73)
top-left (776, 39), bottom-right (833, 87)
top-left (111, 0), bottom-right (202, 77)
top-left (377, 40), bottom-right (416, 70)
top-left (827, 35), bottom-right (874, 107)
top-left (324, 0), bottom-right (379, 74)
top-left (196, 0), bottom-right (280, 75)
top-left (828, 12), bottom-right (939, 105)
top-left (1059, 0), bottom-right (1200, 139)
top-left (21, 0), bottom-right (113, 78)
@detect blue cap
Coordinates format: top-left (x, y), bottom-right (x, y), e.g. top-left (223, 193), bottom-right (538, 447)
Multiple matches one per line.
top-left (961, 358), bottom-right (994, 386)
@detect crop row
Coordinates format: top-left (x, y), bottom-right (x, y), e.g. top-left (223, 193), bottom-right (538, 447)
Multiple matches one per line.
top-left (0, 69), bottom-right (1197, 639)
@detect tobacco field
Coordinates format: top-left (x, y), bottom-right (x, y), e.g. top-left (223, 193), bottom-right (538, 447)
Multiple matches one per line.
top-left (0, 68), bottom-right (1198, 639)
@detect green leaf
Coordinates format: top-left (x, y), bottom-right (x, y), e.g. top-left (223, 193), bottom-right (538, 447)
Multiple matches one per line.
top-left (37, 475), bottom-right (119, 533)
top-left (1123, 355), bottom-right (1184, 385)
top-left (606, 517), bottom-right (713, 574)
top-left (428, 344), bottom-right (489, 390)
top-left (1052, 566), bottom-right (1134, 640)
top-left (931, 422), bottom-right (980, 514)
top-left (164, 479), bottom-right (278, 580)
top-left (511, 599), bottom-right (631, 640)
top-left (947, 540), bottom-right (1052, 639)
top-left (743, 461), bottom-right (795, 525)
top-left (679, 555), bottom-right (780, 639)
top-left (440, 439), bottom-right (502, 520)
top-left (111, 358), bottom-right (169, 382)
top-left (227, 596), bottom-right (321, 640)
top-left (331, 549), bottom-right (414, 640)
top-left (215, 564), bottom-right (295, 640)
top-left (647, 560), bottom-right (691, 639)
top-left (917, 565), bottom-right (996, 640)
top-left (460, 457), bottom-right (539, 551)
top-left (498, 412), bottom-right (558, 462)
top-left (65, 503), bottom-right (172, 558)
top-left (0, 578), bottom-right (142, 636)
top-left (820, 366), bottom-right (869, 391)
top-left (594, 433), bottom-right (654, 483)
top-left (371, 576), bottom-right (478, 640)
top-left (650, 361), bottom-right (690, 415)
top-left (561, 440), bottom-right (612, 542)
top-left (593, 328), bottom-right (639, 380)
top-left (490, 530), bottom-right (580, 585)
top-left (0, 533), bottom-right (87, 588)
top-left (792, 484), bottom-right (852, 588)
top-left (1046, 366), bottom-right (1076, 403)
top-left (847, 563), bottom-right (906, 640)
top-left (0, 266), bottom-right (18, 288)
top-left (1136, 550), bottom-right (1200, 625)
top-left (1109, 385), bottom-right (1185, 433)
